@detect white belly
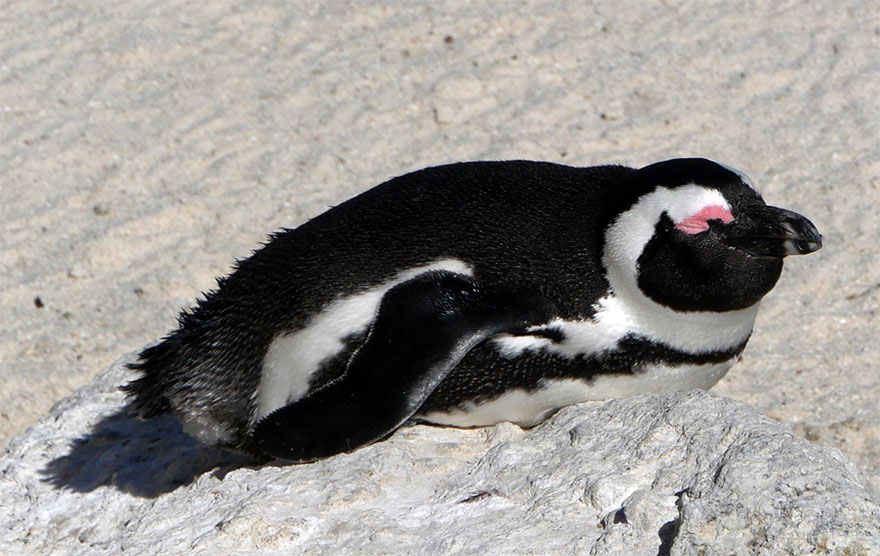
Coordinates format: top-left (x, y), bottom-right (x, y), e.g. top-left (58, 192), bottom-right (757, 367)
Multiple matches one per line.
top-left (417, 359), bottom-right (735, 428)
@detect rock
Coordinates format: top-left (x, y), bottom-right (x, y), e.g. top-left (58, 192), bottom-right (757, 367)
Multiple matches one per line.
top-left (2, 353), bottom-right (878, 555)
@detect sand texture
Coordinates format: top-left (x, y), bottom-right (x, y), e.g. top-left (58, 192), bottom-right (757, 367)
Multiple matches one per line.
top-left (2, 0), bottom-right (878, 493)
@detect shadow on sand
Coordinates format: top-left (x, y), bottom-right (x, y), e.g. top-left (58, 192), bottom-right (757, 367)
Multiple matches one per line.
top-left (41, 408), bottom-right (263, 498)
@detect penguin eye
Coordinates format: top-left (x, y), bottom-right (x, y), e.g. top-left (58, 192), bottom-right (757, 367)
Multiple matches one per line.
top-left (674, 205), bottom-right (734, 235)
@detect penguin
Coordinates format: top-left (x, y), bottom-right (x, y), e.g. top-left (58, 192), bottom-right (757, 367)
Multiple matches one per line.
top-left (124, 158), bottom-right (822, 463)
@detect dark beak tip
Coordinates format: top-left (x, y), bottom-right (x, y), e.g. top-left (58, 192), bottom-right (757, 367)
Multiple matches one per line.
top-left (784, 230), bottom-right (822, 257)
top-left (780, 210), bottom-right (822, 256)
top-left (802, 222), bottom-right (823, 252)
top-left (727, 206), bottom-right (823, 258)
top-left (791, 237), bottom-right (822, 255)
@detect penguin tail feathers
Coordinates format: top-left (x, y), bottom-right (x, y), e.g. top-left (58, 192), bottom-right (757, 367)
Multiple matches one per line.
top-left (121, 341), bottom-right (176, 419)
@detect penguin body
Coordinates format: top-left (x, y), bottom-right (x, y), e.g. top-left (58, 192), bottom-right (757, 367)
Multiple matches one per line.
top-left (125, 158), bottom-right (822, 462)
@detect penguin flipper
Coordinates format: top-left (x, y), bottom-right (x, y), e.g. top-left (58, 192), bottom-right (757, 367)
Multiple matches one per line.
top-left (253, 270), bottom-right (554, 462)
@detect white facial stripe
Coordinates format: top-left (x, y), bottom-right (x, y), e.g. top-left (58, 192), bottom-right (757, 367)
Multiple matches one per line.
top-left (604, 185), bottom-right (730, 278)
top-left (418, 360), bottom-right (734, 428)
top-left (254, 258), bottom-right (473, 423)
top-left (599, 185), bottom-right (758, 352)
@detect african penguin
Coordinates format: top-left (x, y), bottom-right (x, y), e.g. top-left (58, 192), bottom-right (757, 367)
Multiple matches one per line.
top-left (124, 158), bottom-right (822, 462)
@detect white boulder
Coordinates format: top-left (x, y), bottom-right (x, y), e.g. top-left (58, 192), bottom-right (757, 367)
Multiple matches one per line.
top-left (2, 353), bottom-right (878, 555)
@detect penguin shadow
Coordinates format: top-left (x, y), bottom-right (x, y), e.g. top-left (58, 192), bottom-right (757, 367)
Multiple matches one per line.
top-left (41, 408), bottom-right (263, 498)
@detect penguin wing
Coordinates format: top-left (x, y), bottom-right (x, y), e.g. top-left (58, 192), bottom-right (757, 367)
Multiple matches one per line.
top-left (253, 270), bottom-right (555, 462)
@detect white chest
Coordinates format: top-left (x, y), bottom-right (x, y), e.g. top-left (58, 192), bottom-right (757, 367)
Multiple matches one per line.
top-left (490, 292), bottom-right (759, 360)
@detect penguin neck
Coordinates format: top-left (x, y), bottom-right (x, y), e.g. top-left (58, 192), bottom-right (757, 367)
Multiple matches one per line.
top-left (599, 265), bottom-right (760, 354)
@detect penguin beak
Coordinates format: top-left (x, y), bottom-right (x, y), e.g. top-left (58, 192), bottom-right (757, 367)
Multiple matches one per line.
top-left (725, 205), bottom-right (823, 257)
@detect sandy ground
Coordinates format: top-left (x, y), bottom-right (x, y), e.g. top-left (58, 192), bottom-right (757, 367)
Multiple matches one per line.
top-left (2, 1), bottom-right (878, 487)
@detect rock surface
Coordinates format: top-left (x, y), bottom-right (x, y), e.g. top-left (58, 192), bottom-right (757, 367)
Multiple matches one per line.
top-left (2, 354), bottom-right (878, 555)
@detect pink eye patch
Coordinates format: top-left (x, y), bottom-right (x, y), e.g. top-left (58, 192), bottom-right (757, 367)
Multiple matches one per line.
top-left (675, 205), bottom-right (734, 234)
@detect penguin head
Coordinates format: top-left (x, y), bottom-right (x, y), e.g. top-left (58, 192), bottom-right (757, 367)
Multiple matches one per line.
top-left (602, 158), bottom-right (822, 313)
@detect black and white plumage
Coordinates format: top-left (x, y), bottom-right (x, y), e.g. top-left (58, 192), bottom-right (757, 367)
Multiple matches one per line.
top-left (124, 158), bottom-right (822, 462)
